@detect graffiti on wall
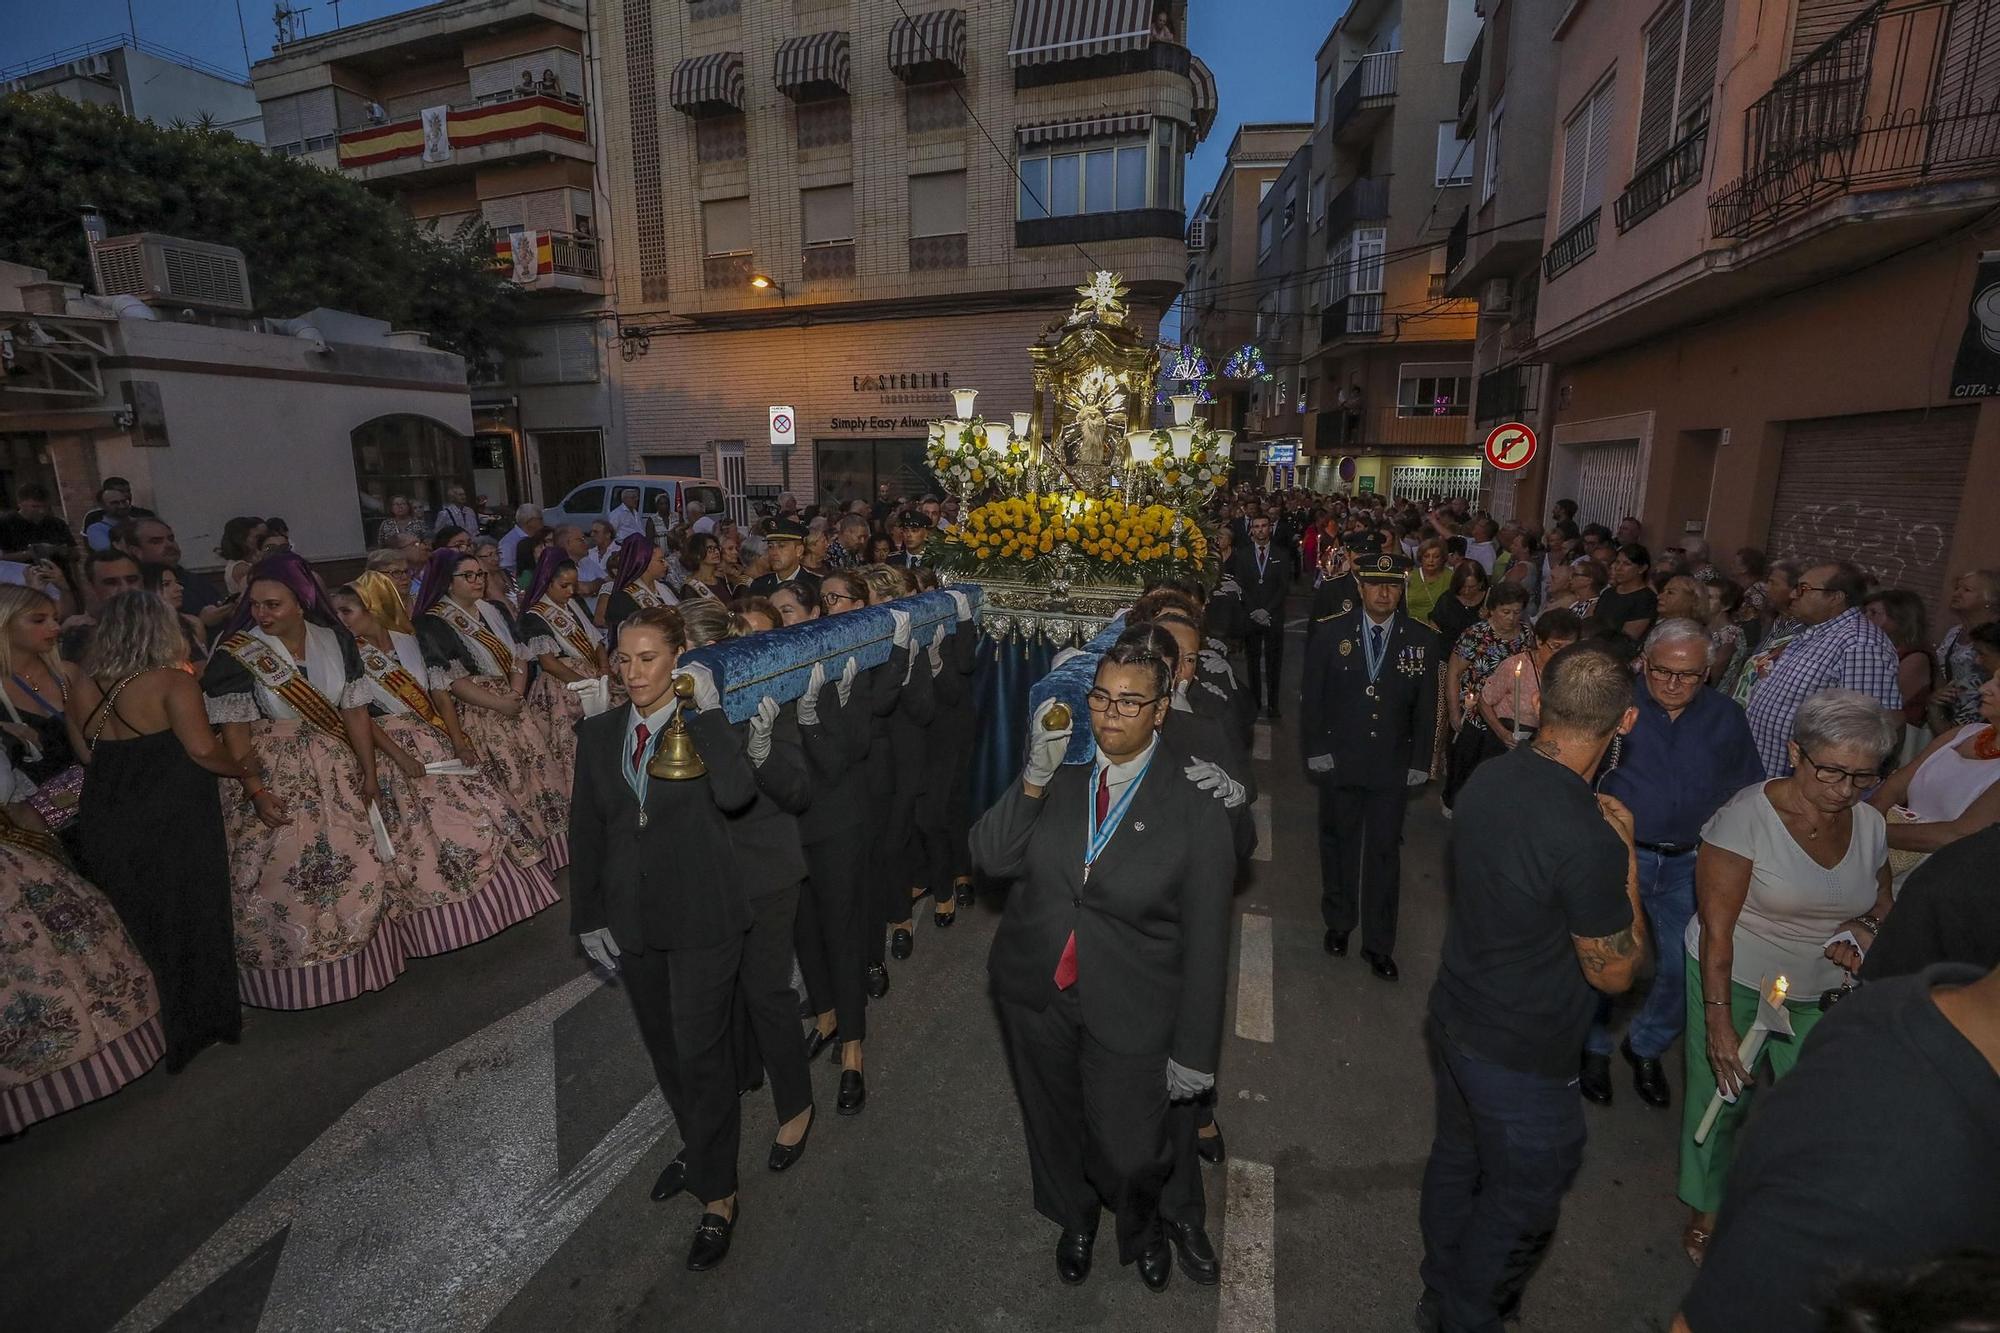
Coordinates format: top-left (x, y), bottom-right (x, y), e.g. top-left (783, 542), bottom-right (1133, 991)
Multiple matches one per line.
top-left (1770, 500), bottom-right (1949, 593)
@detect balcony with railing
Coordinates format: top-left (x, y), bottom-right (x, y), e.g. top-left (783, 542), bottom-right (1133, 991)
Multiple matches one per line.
top-left (1326, 175), bottom-right (1390, 236)
top-left (1445, 205), bottom-right (1470, 277)
top-left (493, 229), bottom-right (603, 294)
top-left (1475, 362), bottom-right (1543, 426)
top-left (1457, 27), bottom-right (1484, 137)
top-left (1323, 406), bottom-right (1472, 450)
top-left (1542, 208), bottom-right (1600, 281)
top-left (335, 90), bottom-right (591, 180)
top-left (1319, 293), bottom-right (1384, 343)
top-left (1615, 120), bottom-right (1711, 232)
top-left (1331, 50), bottom-right (1399, 144)
top-left (1708, 0), bottom-right (2000, 240)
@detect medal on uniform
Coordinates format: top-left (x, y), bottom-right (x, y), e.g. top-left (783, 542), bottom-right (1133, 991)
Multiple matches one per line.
top-left (1339, 639), bottom-right (1353, 657)
top-left (637, 811), bottom-right (649, 829)
top-left (1365, 684), bottom-right (1378, 698)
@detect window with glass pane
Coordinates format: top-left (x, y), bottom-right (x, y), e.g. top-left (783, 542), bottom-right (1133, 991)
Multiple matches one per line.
top-left (1050, 154), bottom-right (1081, 215)
top-left (1017, 157), bottom-right (1049, 219)
top-left (1081, 150), bottom-right (1114, 213)
top-left (1017, 133), bottom-right (1163, 220)
top-left (1397, 367), bottom-right (1474, 416)
top-left (1115, 146), bottom-right (1148, 211)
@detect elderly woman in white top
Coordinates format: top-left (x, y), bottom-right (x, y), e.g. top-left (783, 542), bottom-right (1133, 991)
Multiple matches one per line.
top-left (1867, 676), bottom-right (2000, 886)
top-left (1679, 688), bottom-right (1898, 1265)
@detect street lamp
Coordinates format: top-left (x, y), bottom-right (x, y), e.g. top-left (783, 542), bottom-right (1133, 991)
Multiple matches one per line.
top-left (748, 272), bottom-right (785, 295)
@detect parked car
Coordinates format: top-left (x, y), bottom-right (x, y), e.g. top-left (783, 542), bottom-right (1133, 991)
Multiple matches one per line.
top-left (540, 476), bottom-right (727, 533)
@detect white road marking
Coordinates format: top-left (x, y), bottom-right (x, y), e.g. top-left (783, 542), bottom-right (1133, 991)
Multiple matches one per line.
top-left (1251, 793), bottom-right (1273, 861)
top-left (1252, 727), bottom-right (1272, 762)
top-left (1219, 1158), bottom-right (1277, 1333)
top-left (1235, 914), bottom-right (1274, 1044)
top-left (114, 972), bottom-right (668, 1333)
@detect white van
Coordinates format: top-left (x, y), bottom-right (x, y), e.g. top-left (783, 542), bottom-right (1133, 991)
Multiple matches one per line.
top-left (540, 476), bottom-right (727, 532)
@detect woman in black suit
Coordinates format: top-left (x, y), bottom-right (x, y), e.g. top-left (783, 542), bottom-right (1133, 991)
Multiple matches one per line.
top-left (568, 605), bottom-right (758, 1272)
top-left (972, 629), bottom-right (1236, 1294)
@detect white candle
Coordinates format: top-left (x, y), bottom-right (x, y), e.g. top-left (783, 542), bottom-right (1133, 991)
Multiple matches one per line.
top-left (1693, 975), bottom-right (1788, 1145)
top-left (1512, 658), bottom-right (1524, 738)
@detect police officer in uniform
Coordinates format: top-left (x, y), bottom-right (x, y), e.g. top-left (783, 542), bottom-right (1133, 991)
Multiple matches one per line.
top-left (1305, 531), bottom-right (1379, 649)
top-left (747, 516), bottom-right (821, 602)
top-left (886, 511), bottom-right (933, 569)
top-left (1299, 552), bottom-right (1443, 981)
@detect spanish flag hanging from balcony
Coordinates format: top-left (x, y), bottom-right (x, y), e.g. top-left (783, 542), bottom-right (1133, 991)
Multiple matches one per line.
top-left (338, 95), bottom-right (588, 168)
top-left (494, 231), bottom-right (552, 279)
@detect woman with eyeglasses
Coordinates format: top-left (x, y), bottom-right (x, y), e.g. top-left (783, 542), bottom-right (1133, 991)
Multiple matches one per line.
top-left (1680, 688), bottom-right (1897, 1266)
top-left (678, 533), bottom-right (727, 603)
top-left (1442, 582), bottom-right (1534, 811)
top-left (973, 627), bottom-right (1235, 1292)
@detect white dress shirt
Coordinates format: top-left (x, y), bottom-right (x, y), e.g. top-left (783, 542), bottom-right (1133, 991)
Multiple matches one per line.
top-left (608, 505), bottom-right (647, 543)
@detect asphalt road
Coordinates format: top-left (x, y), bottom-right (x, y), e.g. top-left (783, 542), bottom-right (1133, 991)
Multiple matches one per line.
top-left (4, 624), bottom-right (1697, 1332)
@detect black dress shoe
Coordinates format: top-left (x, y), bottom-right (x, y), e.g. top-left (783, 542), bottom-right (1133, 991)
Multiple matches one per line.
top-left (954, 879), bottom-right (975, 907)
top-left (686, 1207), bottom-right (736, 1271)
top-left (1622, 1038), bottom-right (1672, 1108)
top-left (1363, 950), bottom-right (1399, 981)
top-left (1324, 929), bottom-right (1349, 957)
top-left (837, 1069), bottom-right (866, 1115)
top-left (866, 963), bottom-right (890, 998)
top-left (1054, 1227), bottom-right (1097, 1285)
top-left (933, 904), bottom-right (955, 928)
top-left (1195, 1126), bottom-right (1226, 1165)
top-left (1136, 1232), bottom-right (1172, 1292)
top-left (649, 1151), bottom-right (688, 1202)
top-left (1164, 1220), bottom-right (1219, 1285)
top-left (1579, 1052), bottom-right (1614, 1105)
top-left (768, 1107), bottom-right (814, 1172)
top-left (804, 1025), bottom-right (838, 1061)
top-left (890, 928), bottom-right (914, 961)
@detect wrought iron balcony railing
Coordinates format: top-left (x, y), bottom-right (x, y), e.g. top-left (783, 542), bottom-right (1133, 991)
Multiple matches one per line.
top-left (1615, 121), bottom-right (1710, 232)
top-left (1331, 50), bottom-right (1399, 136)
top-left (1542, 208), bottom-right (1600, 281)
top-left (1445, 205), bottom-right (1470, 275)
top-left (1326, 176), bottom-right (1391, 236)
top-left (1319, 293), bottom-right (1384, 343)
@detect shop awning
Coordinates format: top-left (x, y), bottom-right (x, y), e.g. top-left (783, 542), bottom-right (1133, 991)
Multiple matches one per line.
top-left (773, 31), bottom-right (850, 100)
top-left (1189, 54), bottom-right (1217, 142)
top-left (1016, 111), bottom-right (1152, 148)
top-left (1007, 0), bottom-right (1151, 66)
top-left (888, 8), bottom-right (967, 81)
top-left (669, 51), bottom-right (744, 117)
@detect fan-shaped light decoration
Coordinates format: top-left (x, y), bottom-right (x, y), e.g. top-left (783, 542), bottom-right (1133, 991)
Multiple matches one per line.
top-left (1222, 344), bottom-right (1273, 381)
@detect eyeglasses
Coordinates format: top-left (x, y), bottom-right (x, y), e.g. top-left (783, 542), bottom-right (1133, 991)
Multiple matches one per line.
top-left (1645, 662), bottom-right (1705, 685)
top-left (1085, 688), bottom-right (1161, 718)
top-left (453, 570), bottom-right (484, 582)
top-left (1793, 581), bottom-right (1831, 594)
top-left (1797, 747), bottom-right (1882, 789)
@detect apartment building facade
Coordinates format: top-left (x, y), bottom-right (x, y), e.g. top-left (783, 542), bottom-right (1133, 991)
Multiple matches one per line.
top-left (251, 0), bottom-right (615, 526)
top-left (1, 36), bottom-right (265, 142)
top-left (1512, 0), bottom-right (1999, 613)
top-left (596, 0), bottom-right (1215, 509)
top-left (1300, 0), bottom-right (1484, 502)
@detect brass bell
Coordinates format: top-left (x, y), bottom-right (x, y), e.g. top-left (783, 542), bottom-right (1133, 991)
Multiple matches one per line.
top-left (647, 673), bottom-right (708, 781)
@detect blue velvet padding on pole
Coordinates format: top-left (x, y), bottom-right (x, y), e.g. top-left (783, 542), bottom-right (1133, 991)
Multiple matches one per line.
top-left (1028, 616), bottom-right (1128, 766)
top-left (679, 587), bottom-right (978, 723)
top-left (966, 631), bottom-right (1055, 817)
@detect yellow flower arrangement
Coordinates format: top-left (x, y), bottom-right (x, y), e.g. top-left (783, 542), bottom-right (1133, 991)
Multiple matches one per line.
top-left (937, 492), bottom-right (1210, 581)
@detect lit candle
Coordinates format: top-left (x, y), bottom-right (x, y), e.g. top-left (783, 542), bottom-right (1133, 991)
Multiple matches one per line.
top-left (1693, 975), bottom-right (1790, 1145)
top-left (1513, 658), bottom-right (1525, 740)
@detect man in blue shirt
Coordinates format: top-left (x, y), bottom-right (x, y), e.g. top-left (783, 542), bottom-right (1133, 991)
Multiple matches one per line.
top-left (1584, 619), bottom-right (1764, 1108)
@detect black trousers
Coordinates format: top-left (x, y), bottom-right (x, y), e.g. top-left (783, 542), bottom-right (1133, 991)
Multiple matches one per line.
top-left (1158, 1095), bottom-right (1210, 1226)
top-left (619, 936), bottom-right (743, 1203)
top-left (1443, 722), bottom-right (1505, 811)
top-left (996, 986), bottom-right (1172, 1263)
top-left (1243, 623), bottom-right (1284, 710)
top-left (732, 881), bottom-right (814, 1126)
top-left (870, 785), bottom-right (920, 949)
top-left (1316, 779), bottom-right (1409, 956)
top-left (798, 830), bottom-right (869, 1042)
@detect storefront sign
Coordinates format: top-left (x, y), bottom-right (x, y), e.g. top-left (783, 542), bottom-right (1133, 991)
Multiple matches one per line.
top-left (1264, 442), bottom-right (1297, 465)
top-left (1950, 252), bottom-right (2000, 398)
top-left (1357, 475), bottom-right (1377, 493)
top-left (851, 368), bottom-right (956, 408)
top-left (827, 414), bottom-right (937, 433)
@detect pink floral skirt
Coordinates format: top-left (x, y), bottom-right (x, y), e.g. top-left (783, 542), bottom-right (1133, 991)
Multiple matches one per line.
top-left (458, 677), bottom-right (572, 869)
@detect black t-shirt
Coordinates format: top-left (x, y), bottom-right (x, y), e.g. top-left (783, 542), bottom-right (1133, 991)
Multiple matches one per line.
top-left (1429, 744), bottom-right (1632, 1076)
top-left (1859, 825), bottom-right (2000, 979)
top-left (1681, 964), bottom-right (2000, 1333)
top-left (0, 511), bottom-right (75, 553)
top-left (1431, 593), bottom-right (1483, 652)
top-left (1595, 584), bottom-right (1657, 636)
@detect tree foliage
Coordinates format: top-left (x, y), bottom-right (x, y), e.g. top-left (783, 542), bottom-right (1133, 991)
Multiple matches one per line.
top-left (0, 92), bottom-right (522, 364)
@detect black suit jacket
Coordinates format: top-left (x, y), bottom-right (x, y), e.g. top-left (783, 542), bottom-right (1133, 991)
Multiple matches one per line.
top-left (1164, 702), bottom-right (1258, 863)
top-left (886, 551), bottom-right (929, 570)
top-left (1228, 543), bottom-right (1293, 621)
top-left (1305, 573), bottom-right (1360, 648)
top-left (973, 739), bottom-right (1235, 1073)
top-left (748, 568), bottom-right (822, 603)
top-left (1299, 609), bottom-right (1444, 790)
top-left (568, 706), bottom-right (760, 949)
top-left (723, 708), bottom-right (811, 898)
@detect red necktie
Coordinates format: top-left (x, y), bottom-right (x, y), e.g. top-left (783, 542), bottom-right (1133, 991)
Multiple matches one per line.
top-left (1054, 769), bottom-right (1111, 991)
top-left (631, 722), bottom-right (650, 772)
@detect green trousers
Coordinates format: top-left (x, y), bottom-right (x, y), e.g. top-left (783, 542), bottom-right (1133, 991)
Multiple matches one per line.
top-left (1677, 950), bottom-right (1825, 1213)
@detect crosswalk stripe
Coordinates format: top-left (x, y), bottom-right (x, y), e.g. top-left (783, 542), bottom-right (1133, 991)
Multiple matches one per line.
top-left (1235, 913), bottom-right (1274, 1044)
top-left (1250, 793), bottom-right (1272, 861)
top-left (1219, 1158), bottom-right (1277, 1332)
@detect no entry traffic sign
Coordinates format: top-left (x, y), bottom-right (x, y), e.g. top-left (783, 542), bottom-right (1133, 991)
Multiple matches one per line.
top-left (769, 406), bottom-right (795, 451)
top-left (1483, 422), bottom-right (1537, 471)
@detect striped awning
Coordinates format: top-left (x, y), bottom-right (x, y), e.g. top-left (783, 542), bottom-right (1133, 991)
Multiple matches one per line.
top-left (773, 31), bottom-right (850, 99)
top-left (1008, 0), bottom-right (1151, 66)
top-left (1188, 54), bottom-right (1217, 142)
top-left (1016, 111), bottom-right (1151, 148)
top-left (888, 8), bottom-right (967, 81)
top-left (669, 51), bottom-right (744, 116)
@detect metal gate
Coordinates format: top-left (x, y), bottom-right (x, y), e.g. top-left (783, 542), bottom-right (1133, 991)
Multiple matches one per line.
top-left (1764, 407), bottom-right (1974, 622)
top-left (1482, 464), bottom-right (1521, 522)
top-left (1547, 437), bottom-right (1640, 530)
top-left (715, 440), bottom-right (749, 525)
top-left (1389, 463), bottom-right (1482, 504)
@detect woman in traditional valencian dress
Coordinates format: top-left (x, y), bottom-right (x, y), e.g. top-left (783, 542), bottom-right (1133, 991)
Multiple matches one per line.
top-left (518, 546), bottom-right (613, 783)
top-left (602, 536), bottom-right (679, 643)
top-left (412, 549), bottom-right (570, 866)
top-left (200, 553), bottom-right (405, 1008)
top-left (0, 796), bottom-right (163, 1135)
top-left (332, 574), bottom-right (557, 957)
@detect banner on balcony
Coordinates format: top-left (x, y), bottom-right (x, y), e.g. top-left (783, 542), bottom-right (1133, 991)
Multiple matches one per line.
top-left (1949, 252), bottom-right (2000, 399)
top-left (421, 105), bottom-right (451, 163)
top-left (511, 229), bottom-right (540, 285)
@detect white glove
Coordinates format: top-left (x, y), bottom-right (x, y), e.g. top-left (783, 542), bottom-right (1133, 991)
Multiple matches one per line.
top-left (1170, 678), bottom-right (1193, 712)
top-left (1306, 754), bottom-right (1336, 775)
top-left (1217, 576), bottom-right (1242, 598)
top-left (1023, 697), bottom-right (1072, 789)
top-left (1050, 646), bottom-right (1087, 671)
top-left (836, 655), bottom-right (858, 707)
top-left (927, 624), bottom-right (947, 675)
top-left (947, 589), bottom-right (972, 623)
top-left (1185, 757), bottom-right (1247, 808)
top-left (1250, 608), bottom-right (1272, 627)
top-left (889, 607), bottom-right (911, 649)
top-left (1166, 1059), bottom-right (1214, 1102)
top-left (747, 695), bottom-right (779, 765)
top-left (1199, 648), bottom-right (1231, 678)
top-left (580, 927), bottom-right (621, 971)
top-left (797, 661), bottom-right (825, 726)
top-left (566, 674), bottom-right (612, 717)
top-left (1406, 768), bottom-right (1429, 788)
top-left (679, 661), bottom-right (722, 713)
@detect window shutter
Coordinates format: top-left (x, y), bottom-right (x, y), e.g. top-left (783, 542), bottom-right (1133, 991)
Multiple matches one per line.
top-left (1558, 96), bottom-right (1591, 228)
top-left (1635, 2), bottom-right (1686, 166)
top-left (1679, 0), bottom-right (1724, 135)
top-left (1584, 79), bottom-right (1615, 212)
top-left (802, 184), bottom-right (854, 244)
top-left (555, 323), bottom-right (599, 383)
top-left (909, 170), bottom-right (966, 237)
top-left (702, 196), bottom-right (750, 254)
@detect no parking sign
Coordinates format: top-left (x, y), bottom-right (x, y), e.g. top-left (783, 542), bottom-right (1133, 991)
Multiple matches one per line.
top-left (769, 405), bottom-right (795, 452)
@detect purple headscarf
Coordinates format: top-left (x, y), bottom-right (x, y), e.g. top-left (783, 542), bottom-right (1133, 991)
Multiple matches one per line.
top-left (412, 547), bottom-right (477, 617)
top-left (520, 545), bottom-right (576, 612)
top-left (224, 550), bottom-right (343, 636)
top-left (609, 535), bottom-right (656, 593)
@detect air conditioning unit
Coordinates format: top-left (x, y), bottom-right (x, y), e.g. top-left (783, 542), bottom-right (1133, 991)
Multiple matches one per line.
top-left (1479, 277), bottom-right (1511, 314)
top-left (91, 233), bottom-right (254, 314)
top-left (1186, 218), bottom-right (1209, 251)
